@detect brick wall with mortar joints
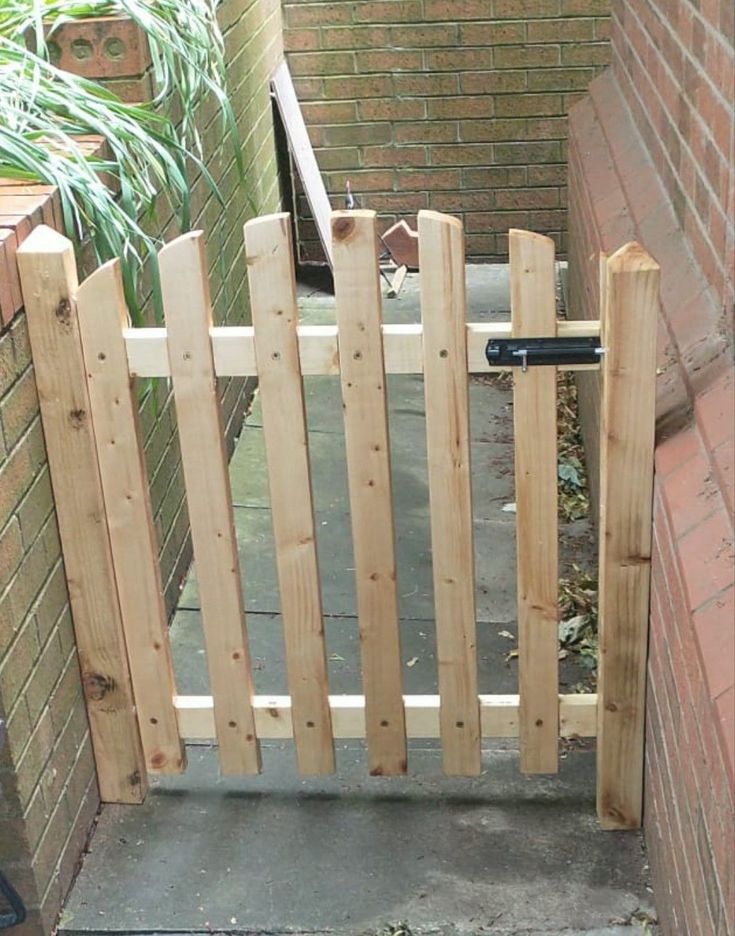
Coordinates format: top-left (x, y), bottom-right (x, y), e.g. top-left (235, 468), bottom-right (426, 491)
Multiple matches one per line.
top-left (566, 4), bottom-right (734, 929)
top-left (281, 0), bottom-right (612, 263)
top-left (0, 0), bottom-right (284, 932)
top-left (610, 0), bottom-right (734, 326)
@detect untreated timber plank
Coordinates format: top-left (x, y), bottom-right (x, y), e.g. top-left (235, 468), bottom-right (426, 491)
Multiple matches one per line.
top-left (17, 225), bottom-right (147, 803)
top-left (419, 210), bottom-right (481, 776)
top-left (77, 259), bottom-right (185, 776)
top-left (271, 61), bottom-right (333, 267)
top-left (596, 242), bottom-right (659, 830)
top-left (176, 694), bottom-right (598, 741)
top-left (245, 213), bottom-right (334, 775)
top-left (123, 320), bottom-right (602, 379)
top-left (510, 229), bottom-right (560, 775)
top-left (332, 210), bottom-right (407, 776)
top-left (160, 231), bottom-right (260, 775)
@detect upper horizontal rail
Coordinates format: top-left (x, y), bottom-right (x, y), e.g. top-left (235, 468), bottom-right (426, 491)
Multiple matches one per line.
top-left (125, 320), bottom-right (601, 377)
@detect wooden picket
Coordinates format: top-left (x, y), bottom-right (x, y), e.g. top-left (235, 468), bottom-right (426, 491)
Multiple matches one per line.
top-left (76, 260), bottom-right (185, 776)
top-left (509, 230), bottom-right (560, 775)
top-left (332, 210), bottom-right (407, 776)
top-left (16, 212), bottom-right (658, 829)
top-left (160, 232), bottom-right (260, 776)
top-left (244, 213), bottom-right (334, 776)
top-left (419, 211), bottom-right (481, 776)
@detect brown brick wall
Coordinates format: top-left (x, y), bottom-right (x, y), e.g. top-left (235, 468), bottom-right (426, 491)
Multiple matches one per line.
top-left (281, 0), bottom-right (611, 263)
top-left (0, 1), bottom-right (283, 932)
top-left (567, 4), bottom-right (734, 931)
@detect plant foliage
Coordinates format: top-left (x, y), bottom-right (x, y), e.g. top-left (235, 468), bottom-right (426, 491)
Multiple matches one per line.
top-left (0, 0), bottom-right (240, 321)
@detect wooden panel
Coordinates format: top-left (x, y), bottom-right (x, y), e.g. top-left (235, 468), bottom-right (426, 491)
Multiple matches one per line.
top-left (332, 210), bottom-right (407, 775)
top-left (596, 243), bottom-right (659, 829)
top-left (244, 213), bottom-right (334, 775)
top-left (418, 210), bottom-right (481, 776)
top-left (160, 232), bottom-right (260, 775)
top-left (510, 229), bottom-right (560, 775)
top-left (124, 319), bottom-right (602, 379)
top-left (176, 694), bottom-right (598, 741)
top-left (271, 61), bottom-right (333, 267)
top-left (76, 259), bottom-right (185, 775)
top-left (16, 226), bottom-right (146, 803)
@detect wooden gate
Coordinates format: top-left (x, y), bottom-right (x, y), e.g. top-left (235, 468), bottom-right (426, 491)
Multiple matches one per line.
top-left (17, 210), bottom-right (659, 829)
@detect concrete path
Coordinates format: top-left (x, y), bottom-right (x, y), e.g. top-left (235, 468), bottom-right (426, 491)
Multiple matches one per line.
top-left (59, 268), bottom-right (656, 936)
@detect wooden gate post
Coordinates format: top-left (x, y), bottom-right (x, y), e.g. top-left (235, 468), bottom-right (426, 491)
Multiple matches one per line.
top-left (596, 241), bottom-right (660, 829)
top-left (17, 226), bottom-right (147, 804)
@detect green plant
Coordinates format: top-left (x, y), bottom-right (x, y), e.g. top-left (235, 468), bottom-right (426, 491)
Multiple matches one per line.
top-left (3, 0), bottom-right (241, 167)
top-left (0, 0), bottom-right (242, 322)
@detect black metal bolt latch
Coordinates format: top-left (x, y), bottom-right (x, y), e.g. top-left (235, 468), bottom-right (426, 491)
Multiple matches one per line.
top-left (485, 336), bottom-right (605, 372)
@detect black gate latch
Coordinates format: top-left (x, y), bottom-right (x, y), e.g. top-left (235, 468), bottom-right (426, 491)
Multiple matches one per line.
top-left (485, 336), bottom-right (604, 371)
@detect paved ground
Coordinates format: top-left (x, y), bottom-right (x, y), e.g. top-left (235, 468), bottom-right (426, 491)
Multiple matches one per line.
top-left (59, 267), bottom-right (656, 936)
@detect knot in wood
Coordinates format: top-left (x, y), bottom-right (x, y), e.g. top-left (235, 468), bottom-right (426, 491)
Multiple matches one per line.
top-left (69, 408), bottom-right (87, 429)
top-left (332, 216), bottom-right (355, 242)
top-left (55, 298), bottom-right (72, 328)
top-left (85, 672), bottom-right (116, 701)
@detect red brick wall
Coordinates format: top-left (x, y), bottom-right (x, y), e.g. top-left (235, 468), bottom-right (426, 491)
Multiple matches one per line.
top-left (281, 0), bottom-right (612, 263)
top-left (612, 0), bottom-right (734, 323)
top-left (567, 2), bottom-right (734, 933)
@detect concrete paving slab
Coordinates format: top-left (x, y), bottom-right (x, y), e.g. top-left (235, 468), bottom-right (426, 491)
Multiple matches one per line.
top-left (177, 505), bottom-right (518, 623)
top-left (59, 746), bottom-right (654, 936)
top-left (170, 608), bottom-right (591, 699)
top-left (234, 397), bottom-right (516, 519)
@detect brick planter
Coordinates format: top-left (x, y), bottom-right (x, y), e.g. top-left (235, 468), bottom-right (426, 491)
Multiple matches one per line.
top-left (44, 14), bottom-right (153, 102)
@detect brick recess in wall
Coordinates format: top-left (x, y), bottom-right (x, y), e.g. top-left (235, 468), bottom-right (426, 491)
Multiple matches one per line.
top-left (567, 1), bottom-right (734, 933)
top-left (0, 1), bottom-right (284, 932)
top-left (281, 0), bottom-right (612, 263)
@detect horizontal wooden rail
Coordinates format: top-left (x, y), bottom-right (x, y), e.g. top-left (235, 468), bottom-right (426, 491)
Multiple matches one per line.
top-left (175, 693), bottom-right (597, 741)
top-left (124, 320), bottom-right (601, 378)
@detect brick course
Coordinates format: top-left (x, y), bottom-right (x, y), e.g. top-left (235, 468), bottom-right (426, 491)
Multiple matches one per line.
top-left (281, 0), bottom-right (612, 262)
top-left (0, 1), bottom-right (283, 932)
top-left (567, 2), bottom-right (734, 931)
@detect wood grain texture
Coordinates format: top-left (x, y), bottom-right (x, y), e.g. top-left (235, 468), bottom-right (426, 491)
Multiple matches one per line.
top-left (332, 210), bottom-right (407, 775)
top-left (77, 260), bottom-right (185, 775)
top-left (245, 213), bottom-right (334, 775)
top-left (271, 61), bottom-right (333, 267)
top-left (160, 232), bottom-right (260, 775)
top-left (597, 242), bottom-right (659, 829)
top-left (16, 225), bottom-right (147, 803)
top-left (418, 210), bottom-right (481, 776)
top-left (176, 694), bottom-right (598, 741)
top-left (124, 319), bottom-right (602, 378)
top-left (510, 229), bottom-right (560, 775)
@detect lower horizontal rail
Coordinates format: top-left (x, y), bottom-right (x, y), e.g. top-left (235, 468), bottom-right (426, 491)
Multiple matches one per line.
top-left (175, 693), bottom-right (597, 741)
top-left (125, 321), bottom-right (601, 378)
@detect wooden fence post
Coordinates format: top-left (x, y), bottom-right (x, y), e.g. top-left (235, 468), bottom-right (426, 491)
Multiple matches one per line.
top-left (596, 241), bottom-right (660, 829)
top-left (17, 226), bottom-right (147, 803)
